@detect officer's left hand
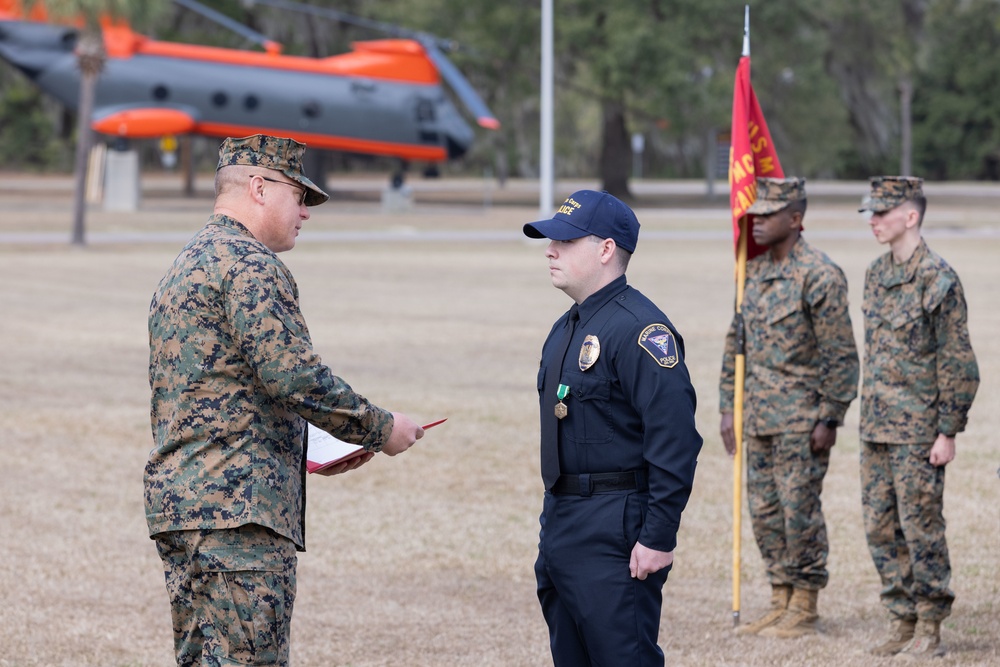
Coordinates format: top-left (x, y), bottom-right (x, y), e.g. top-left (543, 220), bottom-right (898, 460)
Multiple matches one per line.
top-left (315, 451), bottom-right (375, 476)
top-left (630, 542), bottom-right (673, 580)
top-left (810, 422), bottom-right (836, 453)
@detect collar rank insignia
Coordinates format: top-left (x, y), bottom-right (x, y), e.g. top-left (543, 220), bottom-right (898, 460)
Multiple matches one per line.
top-left (579, 335), bottom-right (600, 371)
top-left (638, 323), bottom-right (679, 368)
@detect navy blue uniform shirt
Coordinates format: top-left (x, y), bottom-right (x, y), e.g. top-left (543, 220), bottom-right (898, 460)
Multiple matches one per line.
top-left (537, 275), bottom-right (702, 552)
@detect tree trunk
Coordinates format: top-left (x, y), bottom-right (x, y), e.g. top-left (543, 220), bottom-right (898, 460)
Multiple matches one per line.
top-left (71, 35), bottom-right (104, 246)
top-left (70, 74), bottom-right (96, 245)
top-left (181, 135), bottom-right (195, 197)
top-left (599, 101), bottom-right (632, 200)
top-left (515, 100), bottom-right (537, 178)
top-left (899, 74), bottom-right (913, 176)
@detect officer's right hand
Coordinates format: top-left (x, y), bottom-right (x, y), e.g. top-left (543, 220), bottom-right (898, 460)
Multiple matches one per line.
top-left (382, 412), bottom-right (424, 456)
top-left (720, 412), bottom-right (736, 458)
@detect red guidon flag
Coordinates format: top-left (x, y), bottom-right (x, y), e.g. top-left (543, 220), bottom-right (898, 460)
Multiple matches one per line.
top-left (729, 55), bottom-right (783, 260)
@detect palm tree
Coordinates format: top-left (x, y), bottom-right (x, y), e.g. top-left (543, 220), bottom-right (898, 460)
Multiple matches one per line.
top-left (23, 0), bottom-right (166, 245)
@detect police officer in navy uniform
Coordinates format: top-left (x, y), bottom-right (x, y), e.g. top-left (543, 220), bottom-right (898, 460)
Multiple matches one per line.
top-left (524, 190), bottom-right (703, 666)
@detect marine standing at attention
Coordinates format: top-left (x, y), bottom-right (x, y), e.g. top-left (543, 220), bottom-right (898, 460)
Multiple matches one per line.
top-left (858, 176), bottom-right (979, 659)
top-left (524, 190), bottom-right (702, 666)
top-left (144, 134), bottom-right (424, 666)
top-left (719, 177), bottom-right (859, 638)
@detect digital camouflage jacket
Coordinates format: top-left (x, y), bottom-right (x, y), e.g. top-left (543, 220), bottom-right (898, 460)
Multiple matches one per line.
top-left (145, 215), bottom-right (392, 549)
top-left (861, 239), bottom-right (979, 443)
top-left (720, 237), bottom-right (859, 436)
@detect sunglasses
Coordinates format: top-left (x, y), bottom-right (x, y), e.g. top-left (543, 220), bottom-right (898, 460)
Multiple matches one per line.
top-left (251, 174), bottom-right (307, 206)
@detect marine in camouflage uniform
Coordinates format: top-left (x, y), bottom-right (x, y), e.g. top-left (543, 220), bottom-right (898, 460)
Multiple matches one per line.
top-left (859, 176), bottom-right (979, 658)
top-left (719, 177), bottom-right (859, 638)
top-left (145, 135), bottom-right (423, 666)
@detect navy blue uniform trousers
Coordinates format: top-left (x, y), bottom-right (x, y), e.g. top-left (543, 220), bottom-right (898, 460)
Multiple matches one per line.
top-left (535, 489), bottom-right (670, 667)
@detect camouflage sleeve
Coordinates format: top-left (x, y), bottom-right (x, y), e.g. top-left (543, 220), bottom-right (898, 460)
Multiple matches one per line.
top-left (223, 253), bottom-right (393, 451)
top-left (719, 312), bottom-right (737, 412)
top-left (805, 264), bottom-right (859, 423)
top-left (928, 280), bottom-right (980, 436)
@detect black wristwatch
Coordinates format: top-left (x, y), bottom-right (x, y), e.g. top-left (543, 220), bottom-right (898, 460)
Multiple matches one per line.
top-left (822, 419), bottom-right (839, 429)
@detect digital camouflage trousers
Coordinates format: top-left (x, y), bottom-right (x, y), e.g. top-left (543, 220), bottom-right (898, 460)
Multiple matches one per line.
top-left (747, 431), bottom-right (830, 590)
top-left (154, 524), bottom-right (298, 666)
top-left (861, 441), bottom-right (953, 621)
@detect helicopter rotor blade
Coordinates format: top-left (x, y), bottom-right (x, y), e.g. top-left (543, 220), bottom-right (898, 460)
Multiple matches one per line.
top-left (241, 0), bottom-right (414, 43)
top-left (172, 0), bottom-right (282, 54)
top-left (241, 0), bottom-right (498, 129)
top-left (421, 38), bottom-right (499, 130)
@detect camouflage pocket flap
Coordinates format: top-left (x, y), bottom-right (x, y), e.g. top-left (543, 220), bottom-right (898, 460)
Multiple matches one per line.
top-left (766, 298), bottom-right (803, 325)
top-left (888, 306), bottom-right (923, 331)
top-left (196, 546), bottom-right (287, 573)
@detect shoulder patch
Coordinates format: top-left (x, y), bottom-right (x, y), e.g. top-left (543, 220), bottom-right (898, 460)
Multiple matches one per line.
top-left (638, 324), bottom-right (679, 368)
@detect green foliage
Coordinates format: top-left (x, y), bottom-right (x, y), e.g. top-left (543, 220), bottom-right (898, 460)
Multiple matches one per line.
top-left (372, 0), bottom-right (543, 177)
top-left (913, 0), bottom-right (1000, 179)
top-left (731, 3), bottom-right (846, 177)
top-left (27, 0), bottom-right (168, 30)
top-left (0, 78), bottom-right (67, 171)
top-left (3, 0), bottom-right (1000, 180)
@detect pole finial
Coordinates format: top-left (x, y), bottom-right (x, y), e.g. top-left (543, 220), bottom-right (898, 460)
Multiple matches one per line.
top-left (742, 5), bottom-right (750, 57)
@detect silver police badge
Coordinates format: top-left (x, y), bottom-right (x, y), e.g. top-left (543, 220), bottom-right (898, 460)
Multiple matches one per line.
top-left (579, 335), bottom-right (600, 371)
top-left (638, 324), bottom-right (679, 368)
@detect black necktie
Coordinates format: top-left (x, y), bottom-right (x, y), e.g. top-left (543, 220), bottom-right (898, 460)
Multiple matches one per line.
top-left (541, 304), bottom-right (579, 489)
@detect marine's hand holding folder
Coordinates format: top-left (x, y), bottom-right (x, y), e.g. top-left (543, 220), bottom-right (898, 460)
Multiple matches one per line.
top-left (307, 419), bottom-right (447, 474)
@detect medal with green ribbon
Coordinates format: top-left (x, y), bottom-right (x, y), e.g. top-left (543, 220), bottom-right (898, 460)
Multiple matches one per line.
top-left (554, 384), bottom-right (570, 419)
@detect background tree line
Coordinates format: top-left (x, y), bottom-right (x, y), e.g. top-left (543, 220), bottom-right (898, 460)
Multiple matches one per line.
top-left (1, 0), bottom-right (998, 196)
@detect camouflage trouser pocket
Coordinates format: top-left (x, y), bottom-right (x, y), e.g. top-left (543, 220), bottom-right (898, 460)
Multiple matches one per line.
top-left (193, 545), bottom-right (293, 666)
top-left (155, 527), bottom-right (297, 667)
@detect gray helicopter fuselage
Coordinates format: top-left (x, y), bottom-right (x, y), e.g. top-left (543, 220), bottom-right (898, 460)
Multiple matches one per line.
top-left (0, 19), bottom-right (474, 159)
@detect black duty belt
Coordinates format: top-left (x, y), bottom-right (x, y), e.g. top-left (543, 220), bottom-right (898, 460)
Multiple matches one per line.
top-left (551, 470), bottom-right (648, 496)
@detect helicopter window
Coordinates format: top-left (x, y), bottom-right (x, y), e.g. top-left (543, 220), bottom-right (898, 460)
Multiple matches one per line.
top-left (416, 99), bottom-right (435, 122)
top-left (302, 102), bottom-right (320, 119)
top-left (152, 85), bottom-right (169, 101)
top-left (212, 92), bottom-right (228, 108)
top-left (60, 31), bottom-right (77, 51)
top-left (244, 95), bottom-right (259, 111)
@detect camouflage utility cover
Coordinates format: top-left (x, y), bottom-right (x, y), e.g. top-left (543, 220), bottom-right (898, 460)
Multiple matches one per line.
top-left (861, 240), bottom-right (979, 442)
top-left (720, 238), bottom-right (859, 435)
top-left (217, 134), bottom-right (329, 207)
top-left (858, 176), bottom-right (923, 213)
top-left (145, 215), bottom-right (392, 548)
top-left (746, 177), bottom-right (806, 216)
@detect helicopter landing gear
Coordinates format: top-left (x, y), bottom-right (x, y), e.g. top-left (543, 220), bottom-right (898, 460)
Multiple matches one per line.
top-left (382, 159), bottom-right (413, 212)
top-left (389, 159), bottom-right (408, 190)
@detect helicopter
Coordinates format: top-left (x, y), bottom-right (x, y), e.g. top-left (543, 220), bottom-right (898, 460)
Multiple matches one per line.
top-left (0, 0), bottom-right (500, 187)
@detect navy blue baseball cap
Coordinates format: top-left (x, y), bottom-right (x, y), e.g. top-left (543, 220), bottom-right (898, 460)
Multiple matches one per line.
top-left (523, 190), bottom-right (640, 253)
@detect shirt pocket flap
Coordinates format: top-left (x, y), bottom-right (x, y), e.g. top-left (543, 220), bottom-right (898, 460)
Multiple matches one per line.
top-left (568, 373), bottom-right (611, 402)
top-left (889, 306), bottom-right (923, 330)
top-left (766, 298), bottom-right (803, 325)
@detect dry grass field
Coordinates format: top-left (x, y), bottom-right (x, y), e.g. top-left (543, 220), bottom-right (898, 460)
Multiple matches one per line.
top-left (0, 174), bottom-right (997, 666)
